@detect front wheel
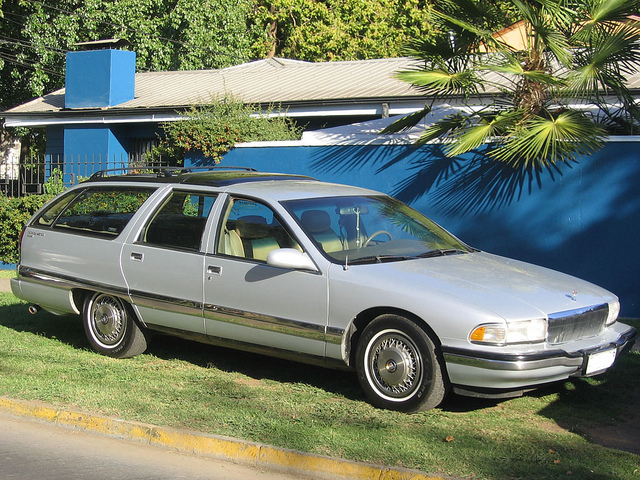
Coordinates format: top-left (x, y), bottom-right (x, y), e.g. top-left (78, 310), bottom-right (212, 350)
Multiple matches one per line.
top-left (83, 292), bottom-right (150, 358)
top-left (355, 315), bottom-right (448, 412)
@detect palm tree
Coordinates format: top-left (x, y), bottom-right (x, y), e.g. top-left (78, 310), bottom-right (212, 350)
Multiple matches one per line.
top-left (382, 0), bottom-right (640, 214)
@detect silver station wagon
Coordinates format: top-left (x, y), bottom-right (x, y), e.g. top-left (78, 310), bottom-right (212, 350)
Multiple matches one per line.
top-left (12, 167), bottom-right (637, 412)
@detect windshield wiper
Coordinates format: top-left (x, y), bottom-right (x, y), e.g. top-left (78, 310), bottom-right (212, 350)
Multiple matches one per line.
top-left (418, 249), bottom-right (467, 259)
top-left (348, 254), bottom-right (413, 265)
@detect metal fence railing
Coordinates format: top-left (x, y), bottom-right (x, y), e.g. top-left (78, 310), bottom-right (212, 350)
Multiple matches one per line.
top-left (0, 154), bottom-right (170, 198)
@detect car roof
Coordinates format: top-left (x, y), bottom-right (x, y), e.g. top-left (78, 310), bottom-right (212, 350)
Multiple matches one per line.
top-left (83, 166), bottom-right (381, 201)
top-left (85, 167), bottom-right (314, 186)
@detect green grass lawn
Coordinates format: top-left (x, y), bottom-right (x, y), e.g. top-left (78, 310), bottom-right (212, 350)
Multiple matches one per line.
top-left (0, 291), bottom-right (637, 479)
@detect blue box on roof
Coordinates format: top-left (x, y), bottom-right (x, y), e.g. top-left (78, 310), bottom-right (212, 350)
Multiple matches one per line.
top-left (65, 49), bottom-right (136, 108)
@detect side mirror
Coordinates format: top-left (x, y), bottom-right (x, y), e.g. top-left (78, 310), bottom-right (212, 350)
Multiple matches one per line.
top-left (266, 248), bottom-right (318, 272)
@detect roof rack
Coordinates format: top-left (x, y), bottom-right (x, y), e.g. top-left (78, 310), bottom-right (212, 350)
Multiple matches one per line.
top-left (88, 166), bottom-right (257, 180)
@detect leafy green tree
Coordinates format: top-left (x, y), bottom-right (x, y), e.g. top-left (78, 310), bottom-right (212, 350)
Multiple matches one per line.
top-left (148, 97), bottom-right (302, 164)
top-left (0, 0), bottom-right (257, 111)
top-left (251, 0), bottom-right (436, 60)
top-left (382, 0), bottom-right (640, 213)
top-left (0, 193), bottom-right (53, 264)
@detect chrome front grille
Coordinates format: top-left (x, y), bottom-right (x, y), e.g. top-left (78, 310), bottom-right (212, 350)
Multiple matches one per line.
top-left (547, 304), bottom-right (609, 344)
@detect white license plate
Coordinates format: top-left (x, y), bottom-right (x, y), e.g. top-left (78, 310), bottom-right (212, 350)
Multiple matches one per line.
top-left (585, 349), bottom-right (617, 375)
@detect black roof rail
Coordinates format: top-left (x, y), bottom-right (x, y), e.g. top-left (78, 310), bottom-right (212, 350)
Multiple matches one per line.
top-left (88, 165), bottom-right (258, 180)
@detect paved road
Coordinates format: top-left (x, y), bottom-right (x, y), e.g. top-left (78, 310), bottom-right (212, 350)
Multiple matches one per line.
top-left (0, 412), bottom-right (311, 480)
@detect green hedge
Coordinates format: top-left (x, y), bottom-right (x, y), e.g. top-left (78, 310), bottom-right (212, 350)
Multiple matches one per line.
top-left (0, 195), bottom-right (54, 264)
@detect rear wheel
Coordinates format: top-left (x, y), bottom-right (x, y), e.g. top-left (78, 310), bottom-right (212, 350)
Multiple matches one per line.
top-left (83, 292), bottom-right (149, 358)
top-left (356, 314), bottom-right (448, 412)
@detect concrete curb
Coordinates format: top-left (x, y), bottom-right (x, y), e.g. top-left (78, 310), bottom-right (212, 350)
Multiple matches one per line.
top-left (0, 396), bottom-right (449, 480)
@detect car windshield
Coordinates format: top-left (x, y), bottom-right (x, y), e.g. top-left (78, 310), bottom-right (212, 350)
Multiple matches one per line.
top-left (283, 195), bottom-right (472, 264)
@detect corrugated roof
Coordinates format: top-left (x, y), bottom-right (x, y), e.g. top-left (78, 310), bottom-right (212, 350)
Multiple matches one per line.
top-left (6, 57), bottom-right (428, 115)
top-left (6, 55), bottom-right (640, 117)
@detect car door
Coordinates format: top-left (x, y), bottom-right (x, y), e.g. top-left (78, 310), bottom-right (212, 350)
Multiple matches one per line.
top-left (121, 189), bottom-right (218, 334)
top-left (203, 196), bottom-right (329, 358)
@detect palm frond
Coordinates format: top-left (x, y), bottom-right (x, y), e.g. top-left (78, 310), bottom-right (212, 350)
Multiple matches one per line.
top-left (415, 114), bottom-right (468, 146)
top-left (444, 110), bottom-right (522, 156)
top-left (387, 0), bottom-right (640, 212)
top-left (381, 107), bottom-right (432, 134)
top-left (521, 70), bottom-right (567, 87)
top-left (511, 0), bottom-right (574, 65)
top-left (536, 29), bottom-right (573, 66)
top-left (490, 111), bottom-right (605, 169)
top-left (574, 0), bottom-right (640, 41)
top-left (431, 10), bottom-right (505, 53)
top-left (402, 37), bottom-right (457, 62)
top-left (394, 69), bottom-right (479, 95)
top-left (566, 26), bottom-right (640, 99)
top-left (575, 23), bottom-right (640, 67)
top-left (516, 0), bottom-right (575, 27)
top-left (483, 56), bottom-right (566, 87)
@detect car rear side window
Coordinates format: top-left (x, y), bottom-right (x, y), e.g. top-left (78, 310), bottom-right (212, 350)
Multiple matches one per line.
top-left (36, 187), bottom-right (155, 237)
top-left (140, 190), bottom-right (217, 251)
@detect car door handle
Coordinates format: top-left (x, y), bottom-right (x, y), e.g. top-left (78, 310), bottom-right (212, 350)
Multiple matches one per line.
top-left (207, 265), bottom-right (222, 275)
top-left (130, 252), bottom-right (144, 262)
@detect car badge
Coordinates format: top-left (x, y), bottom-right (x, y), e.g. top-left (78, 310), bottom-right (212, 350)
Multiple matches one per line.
top-left (571, 290), bottom-right (578, 301)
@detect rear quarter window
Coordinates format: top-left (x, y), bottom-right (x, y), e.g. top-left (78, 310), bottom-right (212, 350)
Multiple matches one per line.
top-left (35, 187), bottom-right (156, 237)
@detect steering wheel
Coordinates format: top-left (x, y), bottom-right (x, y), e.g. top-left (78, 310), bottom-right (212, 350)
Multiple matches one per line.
top-left (363, 230), bottom-right (393, 247)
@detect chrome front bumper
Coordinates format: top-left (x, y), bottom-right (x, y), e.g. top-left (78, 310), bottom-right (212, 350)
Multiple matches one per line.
top-left (443, 325), bottom-right (637, 395)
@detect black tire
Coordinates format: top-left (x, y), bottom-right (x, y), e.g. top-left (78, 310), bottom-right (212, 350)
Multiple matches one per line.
top-left (83, 292), bottom-right (150, 358)
top-left (355, 314), bottom-right (448, 412)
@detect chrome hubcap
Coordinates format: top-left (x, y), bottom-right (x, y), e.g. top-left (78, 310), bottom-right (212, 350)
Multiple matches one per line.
top-left (368, 330), bottom-right (422, 399)
top-left (91, 296), bottom-right (125, 345)
top-left (385, 359), bottom-right (398, 373)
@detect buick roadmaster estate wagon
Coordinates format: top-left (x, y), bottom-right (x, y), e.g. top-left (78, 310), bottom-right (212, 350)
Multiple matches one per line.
top-left (12, 167), bottom-right (637, 412)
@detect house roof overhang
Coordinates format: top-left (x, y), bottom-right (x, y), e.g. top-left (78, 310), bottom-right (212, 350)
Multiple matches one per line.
top-left (4, 55), bottom-right (640, 129)
top-left (1, 97), bottom-right (437, 127)
top-left (3, 57), bottom-right (436, 127)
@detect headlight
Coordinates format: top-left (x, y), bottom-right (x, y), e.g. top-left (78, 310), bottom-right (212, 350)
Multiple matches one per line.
top-left (606, 301), bottom-right (620, 326)
top-left (470, 319), bottom-right (547, 345)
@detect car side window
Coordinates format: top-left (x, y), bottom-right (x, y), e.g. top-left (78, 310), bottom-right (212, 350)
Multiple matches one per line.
top-left (141, 190), bottom-right (217, 251)
top-left (39, 187), bottom-right (155, 237)
top-left (218, 198), bottom-right (300, 261)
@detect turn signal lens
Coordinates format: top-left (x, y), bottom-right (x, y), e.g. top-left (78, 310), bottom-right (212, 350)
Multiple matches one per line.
top-left (606, 301), bottom-right (620, 326)
top-left (470, 326), bottom-right (485, 342)
top-left (470, 324), bottom-right (506, 344)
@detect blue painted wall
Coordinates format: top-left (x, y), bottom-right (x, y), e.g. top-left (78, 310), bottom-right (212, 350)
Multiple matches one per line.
top-left (44, 126), bottom-right (64, 159)
top-left (44, 121), bottom-right (163, 180)
top-left (65, 50), bottom-right (136, 108)
top-left (218, 142), bottom-right (640, 317)
top-left (63, 125), bottom-right (129, 177)
top-left (55, 49), bottom-right (140, 176)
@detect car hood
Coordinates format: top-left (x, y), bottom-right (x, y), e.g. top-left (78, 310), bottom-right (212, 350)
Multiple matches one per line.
top-left (358, 251), bottom-right (616, 320)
